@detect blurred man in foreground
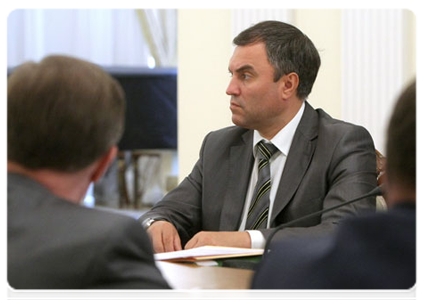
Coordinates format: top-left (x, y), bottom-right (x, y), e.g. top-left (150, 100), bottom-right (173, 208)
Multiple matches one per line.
top-left (7, 55), bottom-right (169, 289)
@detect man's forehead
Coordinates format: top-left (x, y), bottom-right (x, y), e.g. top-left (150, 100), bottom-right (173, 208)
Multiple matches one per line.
top-left (228, 43), bottom-right (268, 71)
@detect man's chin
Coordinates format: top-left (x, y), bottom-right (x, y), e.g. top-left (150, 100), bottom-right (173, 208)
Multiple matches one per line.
top-left (231, 116), bottom-right (241, 126)
top-left (231, 117), bottom-right (250, 129)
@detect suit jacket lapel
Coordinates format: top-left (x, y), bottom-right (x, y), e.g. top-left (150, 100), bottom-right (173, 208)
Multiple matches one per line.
top-left (270, 102), bottom-right (319, 224)
top-left (219, 130), bottom-right (254, 231)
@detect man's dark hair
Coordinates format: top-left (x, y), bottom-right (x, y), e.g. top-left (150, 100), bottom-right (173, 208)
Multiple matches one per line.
top-left (233, 20), bottom-right (321, 100)
top-left (8, 55), bottom-right (125, 172)
top-left (386, 80), bottom-right (416, 190)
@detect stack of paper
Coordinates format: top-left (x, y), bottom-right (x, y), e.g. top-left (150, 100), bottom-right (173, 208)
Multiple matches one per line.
top-left (154, 246), bottom-right (264, 262)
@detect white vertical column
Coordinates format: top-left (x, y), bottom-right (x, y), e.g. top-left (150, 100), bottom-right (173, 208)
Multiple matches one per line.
top-left (342, 10), bottom-right (407, 154)
top-left (232, 9), bottom-right (292, 38)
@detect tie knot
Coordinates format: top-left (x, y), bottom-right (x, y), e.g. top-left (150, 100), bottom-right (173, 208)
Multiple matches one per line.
top-left (257, 141), bottom-right (279, 161)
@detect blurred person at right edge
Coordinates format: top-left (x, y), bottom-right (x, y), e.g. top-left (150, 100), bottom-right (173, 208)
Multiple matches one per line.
top-left (252, 80), bottom-right (416, 289)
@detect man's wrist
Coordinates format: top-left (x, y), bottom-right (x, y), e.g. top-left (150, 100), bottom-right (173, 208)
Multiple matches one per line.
top-left (246, 230), bottom-right (266, 249)
top-left (141, 217), bottom-right (168, 230)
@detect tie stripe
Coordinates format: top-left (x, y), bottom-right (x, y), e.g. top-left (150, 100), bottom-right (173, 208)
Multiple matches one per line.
top-left (245, 141), bottom-right (279, 230)
top-left (257, 143), bottom-right (272, 160)
top-left (258, 159), bottom-right (268, 170)
top-left (247, 180), bottom-right (271, 216)
top-left (251, 207), bottom-right (269, 230)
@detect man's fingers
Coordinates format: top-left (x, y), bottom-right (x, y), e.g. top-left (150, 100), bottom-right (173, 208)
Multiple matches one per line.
top-left (152, 235), bottom-right (165, 253)
top-left (184, 231), bottom-right (252, 249)
top-left (184, 237), bottom-right (195, 250)
top-left (163, 231), bottom-right (176, 252)
top-left (184, 234), bottom-right (201, 250)
top-left (173, 233), bottom-right (182, 251)
top-left (146, 221), bottom-right (182, 253)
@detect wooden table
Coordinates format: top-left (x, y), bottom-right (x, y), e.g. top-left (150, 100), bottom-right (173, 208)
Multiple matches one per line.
top-left (156, 261), bottom-right (254, 289)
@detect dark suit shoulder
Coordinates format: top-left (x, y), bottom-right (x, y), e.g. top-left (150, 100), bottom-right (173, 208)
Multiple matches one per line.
top-left (336, 204), bottom-right (415, 242)
top-left (294, 102), bottom-right (372, 146)
top-left (198, 126), bottom-right (251, 156)
top-left (9, 173), bottom-right (136, 241)
top-left (7, 173), bottom-right (169, 289)
top-left (253, 206), bottom-right (416, 289)
top-left (315, 108), bottom-right (371, 139)
top-left (205, 125), bottom-right (250, 143)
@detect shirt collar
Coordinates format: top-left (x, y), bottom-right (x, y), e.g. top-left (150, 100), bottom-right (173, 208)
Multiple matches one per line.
top-left (253, 101), bottom-right (305, 157)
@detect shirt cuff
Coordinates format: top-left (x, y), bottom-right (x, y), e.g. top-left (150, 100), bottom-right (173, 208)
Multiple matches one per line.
top-left (246, 230), bottom-right (266, 249)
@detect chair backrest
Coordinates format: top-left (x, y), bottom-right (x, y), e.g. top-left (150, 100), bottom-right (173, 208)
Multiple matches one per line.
top-left (375, 149), bottom-right (386, 186)
top-left (375, 149), bottom-right (387, 210)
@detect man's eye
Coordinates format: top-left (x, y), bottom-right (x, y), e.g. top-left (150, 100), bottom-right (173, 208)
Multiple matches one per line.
top-left (241, 73), bottom-right (251, 80)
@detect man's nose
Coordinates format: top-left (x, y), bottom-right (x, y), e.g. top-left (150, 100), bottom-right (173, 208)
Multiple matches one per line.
top-left (226, 78), bottom-right (240, 96)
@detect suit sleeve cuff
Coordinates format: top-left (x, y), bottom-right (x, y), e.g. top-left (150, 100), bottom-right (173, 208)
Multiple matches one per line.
top-left (246, 230), bottom-right (266, 249)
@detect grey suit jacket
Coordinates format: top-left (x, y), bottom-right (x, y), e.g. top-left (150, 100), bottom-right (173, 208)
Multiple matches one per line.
top-left (8, 173), bottom-right (170, 289)
top-left (141, 102), bottom-right (377, 245)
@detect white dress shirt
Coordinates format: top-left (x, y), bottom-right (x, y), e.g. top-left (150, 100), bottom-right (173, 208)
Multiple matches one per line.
top-left (238, 102), bottom-right (305, 248)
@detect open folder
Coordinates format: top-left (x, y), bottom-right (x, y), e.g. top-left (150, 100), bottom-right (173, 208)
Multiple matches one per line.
top-left (154, 246), bottom-right (264, 262)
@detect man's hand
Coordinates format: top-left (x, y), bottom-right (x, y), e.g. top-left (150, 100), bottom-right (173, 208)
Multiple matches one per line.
top-left (184, 231), bottom-right (251, 249)
top-left (147, 221), bottom-right (182, 253)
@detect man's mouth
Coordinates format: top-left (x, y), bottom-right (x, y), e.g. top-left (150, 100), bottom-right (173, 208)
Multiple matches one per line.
top-left (230, 100), bottom-right (241, 109)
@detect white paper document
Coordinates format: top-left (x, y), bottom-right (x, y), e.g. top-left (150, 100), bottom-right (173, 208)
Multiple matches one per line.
top-left (154, 246), bottom-right (264, 262)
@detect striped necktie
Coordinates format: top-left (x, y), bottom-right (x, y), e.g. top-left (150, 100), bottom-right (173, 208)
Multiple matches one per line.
top-left (245, 141), bottom-right (279, 230)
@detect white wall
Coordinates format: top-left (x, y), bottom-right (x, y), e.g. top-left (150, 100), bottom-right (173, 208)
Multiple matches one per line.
top-left (294, 10), bottom-right (342, 119)
top-left (292, 8), bottom-right (341, 119)
top-left (177, 10), bottom-right (233, 179)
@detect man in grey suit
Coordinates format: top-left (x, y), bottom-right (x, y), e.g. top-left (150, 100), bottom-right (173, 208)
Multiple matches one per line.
top-left (140, 21), bottom-right (377, 253)
top-left (7, 55), bottom-right (169, 289)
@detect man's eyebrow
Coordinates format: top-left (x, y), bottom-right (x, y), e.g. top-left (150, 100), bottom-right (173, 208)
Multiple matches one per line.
top-left (228, 65), bottom-right (255, 74)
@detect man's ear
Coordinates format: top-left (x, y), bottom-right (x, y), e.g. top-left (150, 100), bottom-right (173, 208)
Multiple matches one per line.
top-left (279, 72), bottom-right (300, 99)
top-left (91, 146), bottom-right (118, 183)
